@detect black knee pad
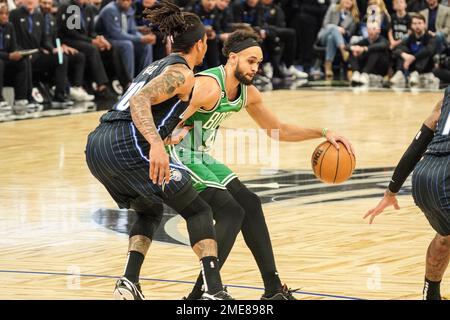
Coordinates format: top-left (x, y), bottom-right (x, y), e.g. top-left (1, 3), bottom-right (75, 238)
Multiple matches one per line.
top-left (200, 187), bottom-right (246, 222)
top-left (227, 179), bottom-right (261, 205)
top-left (130, 209), bottom-right (163, 239)
top-left (182, 195), bottom-right (216, 246)
top-left (129, 196), bottom-right (164, 239)
top-left (163, 182), bottom-right (200, 217)
top-left (227, 179), bottom-right (263, 217)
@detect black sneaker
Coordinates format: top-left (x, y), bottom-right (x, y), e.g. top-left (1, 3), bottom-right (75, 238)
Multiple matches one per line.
top-left (51, 94), bottom-right (74, 109)
top-left (113, 277), bottom-right (145, 300)
top-left (261, 284), bottom-right (298, 300)
top-left (183, 289), bottom-right (204, 300)
top-left (201, 288), bottom-right (234, 300)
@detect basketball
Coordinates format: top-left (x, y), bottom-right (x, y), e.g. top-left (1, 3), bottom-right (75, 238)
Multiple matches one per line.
top-left (311, 141), bottom-right (356, 184)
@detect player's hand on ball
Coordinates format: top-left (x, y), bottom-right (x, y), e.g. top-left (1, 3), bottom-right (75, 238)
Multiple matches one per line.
top-left (364, 191), bottom-right (401, 224)
top-left (324, 130), bottom-right (355, 155)
top-left (149, 142), bottom-right (171, 185)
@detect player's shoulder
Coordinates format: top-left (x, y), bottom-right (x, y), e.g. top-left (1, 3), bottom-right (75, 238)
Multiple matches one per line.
top-left (162, 63), bottom-right (195, 86)
top-left (245, 85), bottom-right (263, 107)
top-left (192, 75), bottom-right (222, 105)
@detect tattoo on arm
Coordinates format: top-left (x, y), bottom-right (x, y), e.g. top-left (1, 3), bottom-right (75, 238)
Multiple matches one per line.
top-left (130, 68), bottom-right (186, 145)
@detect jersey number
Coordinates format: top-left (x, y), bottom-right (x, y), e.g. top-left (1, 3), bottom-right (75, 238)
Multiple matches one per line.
top-left (115, 81), bottom-right (146, 111)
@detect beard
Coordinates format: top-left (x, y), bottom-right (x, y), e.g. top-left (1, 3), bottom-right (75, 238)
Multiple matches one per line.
top-left (234, 64), bottom-right (255, 85)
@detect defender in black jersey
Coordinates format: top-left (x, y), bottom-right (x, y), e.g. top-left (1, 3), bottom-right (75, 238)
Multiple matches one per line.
top-left (365, 86), bottom-right (450, 300)
top-left (85, 1), bottom-right (232, 300)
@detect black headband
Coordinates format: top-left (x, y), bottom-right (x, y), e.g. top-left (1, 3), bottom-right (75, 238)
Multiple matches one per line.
top-left (172, 24), bottom-right (206, 50)
top-left (228, 38), bottom-right (260, 54)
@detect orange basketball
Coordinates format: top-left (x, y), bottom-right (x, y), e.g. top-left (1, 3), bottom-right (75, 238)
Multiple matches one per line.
top-left (311, 141), bottom-right (356, 184)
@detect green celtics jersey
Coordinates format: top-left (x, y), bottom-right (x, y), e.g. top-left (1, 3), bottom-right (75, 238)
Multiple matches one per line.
top-left (180, 65), bottom-right (248, 152)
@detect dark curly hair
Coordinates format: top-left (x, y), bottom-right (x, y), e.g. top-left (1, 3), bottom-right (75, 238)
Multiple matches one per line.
top-left (144, 0), bottom-right (205, 53)
top-left (222, 29), bottom-right (262, 57)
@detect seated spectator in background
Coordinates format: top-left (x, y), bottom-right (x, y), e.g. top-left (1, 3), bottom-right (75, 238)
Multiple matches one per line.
top-left (287, 0), bottom-right (330, 73)
top-left (231, 0), bottom-right (264, 36)
top-left (134, 0), bottom-right (166, 60)
top-left (89, 0), bottom-right (101, 13)
top-left (349, 21), bottom-right (390, 86)
top-left (57, 0), bottom-right (130, 98)
top-left (260, 0), bottom-right (306, 79)
top-left (407, 0), bottom-right (427, 12)
top-left (391, 13), bottom-right (439, 87)
top-left (358, 0), bottom-right (395, 15)
top-left (433, 46), bottom-right (449, 84)
top-left (216, 0), bottom-right (232, 42)
top-left (388, 0), bottom-right (411, 49)
top-left (96, 0), bottom-right (154, 78)
top-left (215, 0), bottom-right (232, 64)
top-left (186, 0), bottom-right (221, 69)
top-left (317, 0), bottom-right (359, 80)
top-left (0, 2), bottom-right (34, 113)
top-left (40, 0), bottom-right (94, 101)
top-left (420, 0), bottom-right (449, 53)
top-left (9, 0), bottom-right (74, 107)
top-left (359, 0), bottom-right (391, 40)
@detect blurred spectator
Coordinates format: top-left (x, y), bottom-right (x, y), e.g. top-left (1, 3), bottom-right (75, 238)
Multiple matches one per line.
top-left (388, 0), bottom-right (411, 49)
top-left (186, 0), bottom-right (221, 68)
top-left (358, 0), bottom-right (394, 14)
top-left (391, 13), bottom-right (438, 87)
top-left (317, 0), bottom-right (359, 79)
top-left (287, 0), bottom-right (330, 73)
top-left (407, 0), bottom-right (427, 12)
top-left (433, 46), bottom-right (449, 84)
top-left (360, 0), bottom-right (391, 40)
top-left (420, 0), bottom-right (449, 53)
top-left (40, 0), bottom-right (94, 101)
top-left (214, 0), bottom-right (233, 64)
top-left (0, 2), bottom-right (34, 113)
top-left (260, 0), bottom-right (306, 79)
top-left (88, 0), bottom-right (101, 12)
top-left (216, 0), bottom-right (232, 41)
top-left (9, 0), bottom-right (74, 107)
top-left (349, 20), bottom-right (389, 85)
top-left (96, 0), bottom-right (154, 78)
top-left (135, 0), bottom-right (166, 60)
top-left (231, 0), bottom-right (264, 34)
top-left (57, 0), bottom-right (129, 98)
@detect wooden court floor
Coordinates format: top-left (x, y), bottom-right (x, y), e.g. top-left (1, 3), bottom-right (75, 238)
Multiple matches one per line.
top-left (0, 88), bottom-right (446, 300)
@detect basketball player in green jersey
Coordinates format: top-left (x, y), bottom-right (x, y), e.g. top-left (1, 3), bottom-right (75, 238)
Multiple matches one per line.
top-left (166, 29), bottom-right (355, 299)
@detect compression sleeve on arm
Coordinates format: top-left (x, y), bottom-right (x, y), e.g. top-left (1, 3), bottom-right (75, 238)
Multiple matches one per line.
top-left (388, 124), bottom-right (435, 193)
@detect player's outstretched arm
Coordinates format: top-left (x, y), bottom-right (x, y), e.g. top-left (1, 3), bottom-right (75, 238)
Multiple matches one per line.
top-left (129, 64), bottom-right (195, 185)
top-left (245, 85), bottom-right (355, 154)
top-left (364, 98), bottom-right (443, 224)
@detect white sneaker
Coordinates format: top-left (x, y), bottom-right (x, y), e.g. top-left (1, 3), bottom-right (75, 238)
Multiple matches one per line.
top-left (351, 71), bottom-right (361, 84)
top-left (287, 65), bottom-right (308, 79)
top-left (368, 74), bottom-right (383, 87)
top-left (420, 73), bottom-right (440, 90)
top-left (359, 73), bottom-right (370, 86)
top-left (390, 70), bottom-right (406, 87)
top-left (0, 101), bottom-right (12, 114)
top-left (12, 100), bottom-right (29, 115)
top-left (70, 87), bottom-right (95, 102)
top-left (262, 63), bottom-right (273, 79)
top-left (113, 277), bottom-right (145, 300)
top-left (408, 71), bottom-right (420, 87)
